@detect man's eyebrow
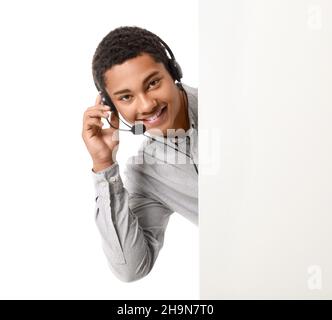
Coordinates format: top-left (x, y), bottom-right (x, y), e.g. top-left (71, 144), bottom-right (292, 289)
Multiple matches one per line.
top-left (112, 71), bottom-right (160, 96)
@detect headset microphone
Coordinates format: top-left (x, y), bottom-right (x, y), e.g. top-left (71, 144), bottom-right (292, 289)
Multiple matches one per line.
top-left (104, 114), bottom-right (146, 135)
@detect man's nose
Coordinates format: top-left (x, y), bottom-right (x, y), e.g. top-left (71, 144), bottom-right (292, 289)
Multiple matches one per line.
top-left (137, 93), bottom-right (158, 114)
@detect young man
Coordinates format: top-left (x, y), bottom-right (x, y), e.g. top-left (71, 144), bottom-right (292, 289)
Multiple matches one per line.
top-left (82, 26), bottom-right (198, 282)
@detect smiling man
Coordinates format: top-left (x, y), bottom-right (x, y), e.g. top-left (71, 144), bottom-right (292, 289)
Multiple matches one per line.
top-left (82, 26), bottom-right (198, 282)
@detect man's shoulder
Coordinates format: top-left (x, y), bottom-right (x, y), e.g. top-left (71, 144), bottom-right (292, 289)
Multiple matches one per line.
top-left (183, 84), bottom-right (198, 99)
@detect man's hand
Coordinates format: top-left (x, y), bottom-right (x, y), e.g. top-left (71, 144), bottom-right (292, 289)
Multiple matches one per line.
top-left (82, 94), bottom-right (120, 172)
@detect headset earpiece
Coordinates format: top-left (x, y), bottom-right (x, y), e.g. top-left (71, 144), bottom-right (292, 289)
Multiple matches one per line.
top-left (93, 79), bottom-right (117, 112)
top-left (100, 91), bottom-right (117, 112)
top-left (168, 59), bottom-right (183, 81)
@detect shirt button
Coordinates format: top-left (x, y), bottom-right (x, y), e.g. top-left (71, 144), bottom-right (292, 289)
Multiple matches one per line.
top-left (110, 176), bottom-right (118, 183)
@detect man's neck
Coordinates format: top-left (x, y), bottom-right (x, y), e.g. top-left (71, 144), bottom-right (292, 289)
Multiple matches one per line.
top-left (173, 88), bottom-right (190, 132)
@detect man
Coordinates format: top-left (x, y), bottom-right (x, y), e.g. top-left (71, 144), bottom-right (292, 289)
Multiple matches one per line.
top-left (82, 26), bottom-right (198, 282)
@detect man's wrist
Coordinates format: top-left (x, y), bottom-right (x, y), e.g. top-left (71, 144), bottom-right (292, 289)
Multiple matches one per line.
top-left (93, 161), bottom-right (115, 173)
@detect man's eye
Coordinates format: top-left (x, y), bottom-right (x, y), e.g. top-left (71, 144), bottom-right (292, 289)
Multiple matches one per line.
top-left (119, 95), bottom-right (131, 102)
top-left (148, 79), bottom-right (160, 88)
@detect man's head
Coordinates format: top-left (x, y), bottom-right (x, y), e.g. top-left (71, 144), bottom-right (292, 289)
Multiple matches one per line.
top-left (92, 26), bottom-right (181, 89)
top-left (92, 26), bottom-right (189, 135)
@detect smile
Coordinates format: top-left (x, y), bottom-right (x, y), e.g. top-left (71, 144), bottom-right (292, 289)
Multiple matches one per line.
top-left (139, 106), bottom-right (167, 125)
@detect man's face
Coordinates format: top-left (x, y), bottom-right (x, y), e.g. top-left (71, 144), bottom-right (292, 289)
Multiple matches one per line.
top-left (104, 53), bottom-right (185, 136)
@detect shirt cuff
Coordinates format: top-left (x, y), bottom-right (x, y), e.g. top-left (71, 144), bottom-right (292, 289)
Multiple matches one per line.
top-left (91, 162), bottom-right (124, 195)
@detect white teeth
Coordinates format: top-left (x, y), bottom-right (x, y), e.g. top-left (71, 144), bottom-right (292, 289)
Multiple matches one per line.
top-left (146, 107), bottom-right (163, 121)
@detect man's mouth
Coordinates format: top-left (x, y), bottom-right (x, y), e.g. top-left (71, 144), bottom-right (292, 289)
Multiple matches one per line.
top-left (138, 105), bottom-right (167, 124)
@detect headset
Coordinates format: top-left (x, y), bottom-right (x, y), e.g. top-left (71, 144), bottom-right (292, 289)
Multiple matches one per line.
top-left (93, 34), bottom-right (198, 174)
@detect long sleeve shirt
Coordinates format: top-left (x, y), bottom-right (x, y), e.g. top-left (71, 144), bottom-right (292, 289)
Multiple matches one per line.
top-left (91, 84), bottom-right (198, 282)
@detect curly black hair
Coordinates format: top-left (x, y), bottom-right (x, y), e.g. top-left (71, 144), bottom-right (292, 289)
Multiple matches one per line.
top-left (92, 26), bottom-right (175, 90)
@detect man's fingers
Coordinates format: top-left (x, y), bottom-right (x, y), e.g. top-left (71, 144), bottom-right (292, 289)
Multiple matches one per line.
top-left (86, 102), bottom-right (110, 113)
top-left (85, 109), bottom-right (110, 120)
top-left (95, 93), bottom-right (102, 105)
top-left (83, 117), bottom-right (103, 131)
top-left (83, 104), bottom-right (119, 132)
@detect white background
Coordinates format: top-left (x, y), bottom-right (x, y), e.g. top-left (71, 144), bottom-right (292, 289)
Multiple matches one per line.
top-left (0, 0), bottom-right (198, 299)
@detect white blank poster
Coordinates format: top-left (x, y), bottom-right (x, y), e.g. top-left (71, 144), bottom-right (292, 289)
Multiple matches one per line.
top-left (200, 0), bottom-right (332, 299)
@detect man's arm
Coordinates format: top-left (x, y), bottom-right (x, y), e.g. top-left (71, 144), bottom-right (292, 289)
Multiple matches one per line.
top-left (93, 162), bottom-right (173, 282)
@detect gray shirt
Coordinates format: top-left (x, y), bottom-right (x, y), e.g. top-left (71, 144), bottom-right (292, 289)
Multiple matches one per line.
top-left (91, 84), bottom-right (198, 282)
